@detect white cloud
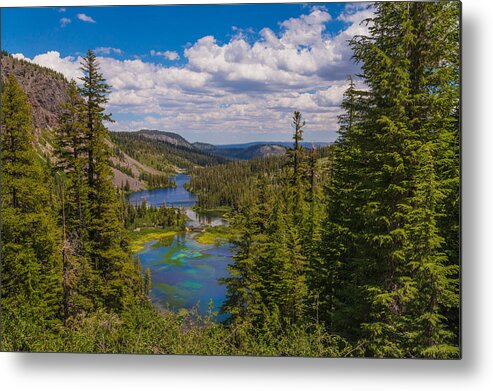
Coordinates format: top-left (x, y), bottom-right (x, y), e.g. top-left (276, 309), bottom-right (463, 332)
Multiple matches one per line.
top-left (60, 17), bottom-right (71, 27)
top-left (12, 53), bottom-right (27, 60)
top-left (94, 47), bottom-right (123, 55)
top-left (183, 7), bottom-right (366, 91)
top-left (77, 13), bottom-right (96, 23)
top-left (58, 8), bottom-right (66, 13)
top-left (20, 51), bottom-right (83, 81)
top-left (150, 50), bottom-right (180, 61)
top-left (279, 8), bottom-right (332, 47)
top-left (337, 2), bottom-right (373, 23)
top-left (19, 8), bottom-right (373, 143)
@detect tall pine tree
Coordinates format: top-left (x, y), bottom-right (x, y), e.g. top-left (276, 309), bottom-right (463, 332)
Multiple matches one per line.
top-left (78, 49), bottom-right (139, 311)
top-left (321, 2), bottom-right (460, 358)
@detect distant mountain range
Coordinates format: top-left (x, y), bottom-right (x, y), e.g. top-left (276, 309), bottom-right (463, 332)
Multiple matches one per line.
top-left (123, 129), bottom-right (290, 161)
top-left (193, 141), bottom-right (287, 160)
top-left (129, 129), bottom-right (330, 160)
top-left (213, 141), bottom-right (331, 149)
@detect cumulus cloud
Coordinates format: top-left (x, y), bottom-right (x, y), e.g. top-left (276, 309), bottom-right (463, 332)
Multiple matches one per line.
top-left (280, 8), bottom-right (332, 47)
top-left (338, 2), bottom-right (374, 22)
top-left (94, 47), bottom-right (123, 55)
top-left (150, 50), bottom-right (180, 61)
top-left (77, 13), bottom-right (96, 23)
top-left (183, 6), bottom-right (367, 92)
top-left (18, 51), bottom-right (83, 81)
top-left (60, 17), bottom-right (71, 27)
top-left (58, 8), bottom-right (66, 13)
top-left (19, 7), bottom-right (373, 143)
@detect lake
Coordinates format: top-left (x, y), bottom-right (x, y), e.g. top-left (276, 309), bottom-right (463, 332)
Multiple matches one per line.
top-left (127, 173), bottom-right (197, 208)
top-left (128, 174), bottom-right (232, 320)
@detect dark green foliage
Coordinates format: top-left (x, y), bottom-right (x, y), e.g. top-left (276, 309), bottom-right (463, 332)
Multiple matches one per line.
top-left (319, 2), bottom-right (460, 358)
top-left (188, 148), bottom-right (332, 211)
top-left (221, 113), bottom-right (332, 333)
top-left (122, 197), bottom-right (187, 230)
top-left (50, 51), bottom-right (148, 321)
top-left (73, 49), bottom-right (140, 312)
top-left (1, 75), bottom-right (63, 345)
top-left (289, 111), bottom-right (305, 180)
top-left (138, 172), bottom-right (175, 190)
top-left (188, 154), bottom-right (285, 210)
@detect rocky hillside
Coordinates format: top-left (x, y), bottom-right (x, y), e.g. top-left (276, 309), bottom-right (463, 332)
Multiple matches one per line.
top-left (108, 140), bottom-right (166, 191)
top-left (1, 53), bottom-right (70, 131)
top-left (1, 52), bottom-right (161, 191)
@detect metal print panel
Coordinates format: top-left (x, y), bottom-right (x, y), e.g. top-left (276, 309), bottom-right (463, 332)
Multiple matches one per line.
top-left (0, 1), bottom-right (461, 358)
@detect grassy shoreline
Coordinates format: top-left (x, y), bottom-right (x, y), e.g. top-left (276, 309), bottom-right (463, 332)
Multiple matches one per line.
top-left (194, 225), bottom-right (237, 245)
top-left (128, 227), bottom-right (181, 253)
top-left (191, 205), bottom-right (231, 214)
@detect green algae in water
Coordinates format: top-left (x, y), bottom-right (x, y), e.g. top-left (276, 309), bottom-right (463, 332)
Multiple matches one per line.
top-left (153, 282), bottom-right (190, 308)
top-left (137, 234), bottom-right (232, 318)
top-left (179, 280), bottom-right (203, 290)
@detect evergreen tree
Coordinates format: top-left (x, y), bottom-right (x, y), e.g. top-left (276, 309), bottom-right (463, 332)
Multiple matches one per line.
top-left (55, 81), bottom-right (91, 250)
top-left (78, 49), bottom-right (137, 311)
top-left (222, 115), bottom-right (313, 328)
top-left (290, 111), bottom-right (305, 181)
top-left (144, 268), bottom-right (152, 298)
top-left (0, 75), bottom-right (63, 343)
top-left (321, 2), bottom-right (460, 358)
top-left (55, 81), bottom-right (96, 320)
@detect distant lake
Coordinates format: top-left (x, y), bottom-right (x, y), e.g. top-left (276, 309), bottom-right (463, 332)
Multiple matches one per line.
top-left (127, 174), bottom-right (232, 320)
top-left (127, 173), bottom-right (197, 208)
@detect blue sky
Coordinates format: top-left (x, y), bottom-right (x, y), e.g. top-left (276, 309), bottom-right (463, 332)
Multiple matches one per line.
top-left (2, 3), bottom-right (372, 143)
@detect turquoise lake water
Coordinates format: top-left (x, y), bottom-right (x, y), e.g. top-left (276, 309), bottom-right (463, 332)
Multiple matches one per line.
top-left (128, 174), bottom-right (232, 320)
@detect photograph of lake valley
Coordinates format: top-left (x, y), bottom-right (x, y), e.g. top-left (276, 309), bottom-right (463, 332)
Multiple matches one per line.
top-left (0, 1), bottom-right (460, 358)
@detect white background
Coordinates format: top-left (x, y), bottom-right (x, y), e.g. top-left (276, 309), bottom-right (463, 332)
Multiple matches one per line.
top-left (0, 0), bottom-right (491, 390)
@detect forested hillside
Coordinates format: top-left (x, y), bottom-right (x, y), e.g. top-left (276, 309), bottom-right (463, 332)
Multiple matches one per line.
top-left (0, 53), bottom-right (170, 191)
top-left (110, 131), bottom-right (229, 173)
top-left (1, 2), bottom-right (460, 358)
top-left (187, 146), bottom-right (333, 211)
top-left (193, 142), bottom-right (287, 160)
top-left (133, 129), bottom-right (195, 148)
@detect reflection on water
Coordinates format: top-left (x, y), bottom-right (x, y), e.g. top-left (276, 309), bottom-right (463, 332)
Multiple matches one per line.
top-left (185, 209), bottom-right (228, 227)
top-left (128, 173), bottom-right (232, 320)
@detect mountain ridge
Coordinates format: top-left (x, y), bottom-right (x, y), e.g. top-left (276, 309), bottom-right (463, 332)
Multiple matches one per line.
top-left (114, 129), bottom-right (330, 161)
top-left (1, 53), bottom-right (166, 191)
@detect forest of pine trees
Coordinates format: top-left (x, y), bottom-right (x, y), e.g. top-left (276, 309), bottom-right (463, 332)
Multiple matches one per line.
top-left (1, 2), bottom-right (460, 357)
top-left (187, 147), bottom-right (332, 211)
